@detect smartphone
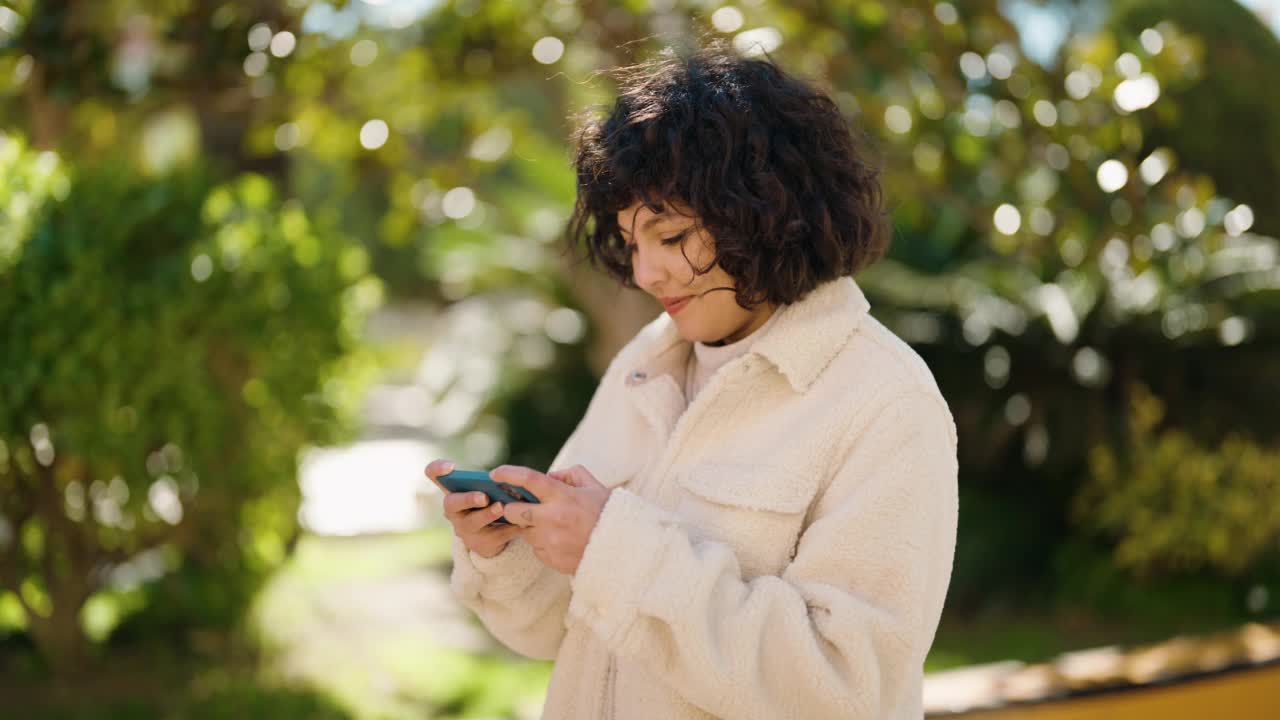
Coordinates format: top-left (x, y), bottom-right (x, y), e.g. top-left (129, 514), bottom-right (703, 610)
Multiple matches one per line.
top-left (436, 469), bottom-right (541, 525)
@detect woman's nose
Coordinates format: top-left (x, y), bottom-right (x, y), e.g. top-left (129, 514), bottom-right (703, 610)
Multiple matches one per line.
top-left (631, 244), bottom-right (665, 290)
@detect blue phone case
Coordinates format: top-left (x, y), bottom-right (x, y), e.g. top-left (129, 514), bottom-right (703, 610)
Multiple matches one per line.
top-left (436, 469), bottom-right (541, 525)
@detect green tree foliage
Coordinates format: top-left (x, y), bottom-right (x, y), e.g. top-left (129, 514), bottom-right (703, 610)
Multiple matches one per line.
top-left (0, 136), bottom-right (380, 672)
top-left (1110, 0), bottom-right (1280, 236)
top-left (794, 0), bottom-right (1280, 599)
top-left (1, 0), bottom-right (1277, 646)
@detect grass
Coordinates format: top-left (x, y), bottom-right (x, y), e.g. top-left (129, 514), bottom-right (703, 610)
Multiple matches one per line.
top-left (0, 637), bottom-right (351, 720)
top-left (245, 526), bottom-right (553, 720)
top-left (2, 527), bottom-right (551, 720)
top-left (3, 526), bottom-right (1266, 718)
top-left (926, 597), bottom-right (1258, 672)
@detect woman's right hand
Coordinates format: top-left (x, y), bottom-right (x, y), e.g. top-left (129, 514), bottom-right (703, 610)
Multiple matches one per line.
top-left (425, 459), bottom-right (524, 558)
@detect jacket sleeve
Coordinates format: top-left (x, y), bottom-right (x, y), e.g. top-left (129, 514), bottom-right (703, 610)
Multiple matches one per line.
top-left (449, 532), bottom-right (572, 660)
top-left (449, 353), bottom-right (627, 661)
top-left (565, 389), bottom-right (959, 719)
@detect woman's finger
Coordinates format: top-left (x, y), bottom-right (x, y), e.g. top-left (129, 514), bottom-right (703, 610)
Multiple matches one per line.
top-left (473, 524), bottom-right (523, 557)
top-left (423, 459), bottom-right (456, 492)
top-left (484, 522), bottom-right (523, 543)
top-left (490, 465), bottom-right (559, 502)
top-left (501, 501), bottom-right (543, 528)
top-left (463, 501), bottom-right (506, 533)
top-left (443, 491), bottom-right (489, 516)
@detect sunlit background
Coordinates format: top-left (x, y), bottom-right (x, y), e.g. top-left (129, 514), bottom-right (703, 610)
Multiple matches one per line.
top-left (2, 0), bottom-right (1279, 718)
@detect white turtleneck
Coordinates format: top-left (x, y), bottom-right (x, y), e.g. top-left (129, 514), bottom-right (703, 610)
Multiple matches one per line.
top-left (682, 308), bottom-right (782, 406)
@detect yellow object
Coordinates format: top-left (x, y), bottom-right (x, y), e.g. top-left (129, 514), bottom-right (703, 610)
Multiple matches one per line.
top-left (925, 620), bottom-right (1280, 718)
top-left (947, 662), bottom-right (1280, 719)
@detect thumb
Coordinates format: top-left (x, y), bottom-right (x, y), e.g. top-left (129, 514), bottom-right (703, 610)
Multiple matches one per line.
top-left (547, 467), bottom-right (577, 485)
top-left (548, 465), bottom-right (596, 488)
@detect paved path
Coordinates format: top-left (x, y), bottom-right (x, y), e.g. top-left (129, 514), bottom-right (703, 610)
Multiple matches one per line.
top-left (267, 300), bottom-right (550, 718)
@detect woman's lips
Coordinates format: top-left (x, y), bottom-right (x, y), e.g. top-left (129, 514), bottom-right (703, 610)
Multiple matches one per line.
top-left (662, 296), bottom-right (693, 315)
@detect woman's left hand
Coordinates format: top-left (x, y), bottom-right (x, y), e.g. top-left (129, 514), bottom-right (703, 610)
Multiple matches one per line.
top-left (490, 464), bottom-right (612, 576)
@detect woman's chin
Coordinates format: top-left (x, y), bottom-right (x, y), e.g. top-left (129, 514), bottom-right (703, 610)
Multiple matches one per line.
top-left (672, 317), bottom-right (699, 339)
top-left (676, 324), bottom-right (721, 345)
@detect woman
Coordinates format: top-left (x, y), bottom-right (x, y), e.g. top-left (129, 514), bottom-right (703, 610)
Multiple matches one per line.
top-left (426, 39), bottom-right (958, 720)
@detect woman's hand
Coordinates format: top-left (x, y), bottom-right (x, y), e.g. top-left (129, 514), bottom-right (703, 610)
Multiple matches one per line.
top-left (425, 459), bottom-right (523, 559)
top-left (491, 464), bottom-right (612, 575)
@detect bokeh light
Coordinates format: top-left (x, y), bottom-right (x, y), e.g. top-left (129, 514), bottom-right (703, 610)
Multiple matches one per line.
top-left (247, 22), bottom-right (272, 51)
top-left (733, 26), bottom-right (782, 56)
top-left (441, 186), bottom-right (476, 219)
top-left (359, 118), bottom-right (388, 149)
top-left (711, 6), bottom-right (745, 33)
top-left (532, 36), bottom-right (565, 64)
top-left (269, 30), bottom-right (296, 58)
top-left (1096, 159), bottom-right (1128, 192)
top-left (243, 51), bottom-right (268, 77)
top-left (350, 38), bottom-right (378, 66)
top-left (994, 203), bottom-right (1021, 234)
top-left (884, 105), bottom-right (912, 134)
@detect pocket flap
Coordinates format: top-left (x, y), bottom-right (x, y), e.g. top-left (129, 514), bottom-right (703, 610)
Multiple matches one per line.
top-left (676, 461), bottom-right (819, 514)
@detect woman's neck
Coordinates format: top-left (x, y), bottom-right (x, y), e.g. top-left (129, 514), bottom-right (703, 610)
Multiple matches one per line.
top-left (706, 304), bottom-right (778, 346)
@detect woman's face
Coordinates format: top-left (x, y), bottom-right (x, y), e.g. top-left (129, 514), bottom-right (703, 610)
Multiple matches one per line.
top-left (617, 198), bottom-right (776, 346)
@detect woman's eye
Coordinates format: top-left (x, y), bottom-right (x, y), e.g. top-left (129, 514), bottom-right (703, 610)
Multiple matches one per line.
top-left (625, 231), bottom-right (686, 254)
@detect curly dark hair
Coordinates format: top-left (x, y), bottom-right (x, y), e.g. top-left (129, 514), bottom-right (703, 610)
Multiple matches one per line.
top-left (562, 37), bottom-right (892, 309)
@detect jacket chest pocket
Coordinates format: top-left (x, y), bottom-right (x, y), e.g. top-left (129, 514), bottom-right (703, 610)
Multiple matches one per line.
top-left (554, 412), bottom-right (653, 493)
top-left (672, 461), bottom-right (819, 578)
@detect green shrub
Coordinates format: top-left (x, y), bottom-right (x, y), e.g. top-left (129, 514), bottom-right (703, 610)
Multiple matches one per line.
top-left (0, 134), bottom-right (381, 674)
top-left (1075, 383), bottom-right (1280, 578)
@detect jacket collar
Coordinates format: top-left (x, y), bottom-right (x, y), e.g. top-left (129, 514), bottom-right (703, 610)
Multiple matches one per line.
top-left (626, 275), bottom-right (872, 394)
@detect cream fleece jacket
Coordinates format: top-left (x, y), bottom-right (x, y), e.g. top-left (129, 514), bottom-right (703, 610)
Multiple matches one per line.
top-left (685, 305), bottom-right (782, 404)
top-left (450, 274), bottom-right (959, 720)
